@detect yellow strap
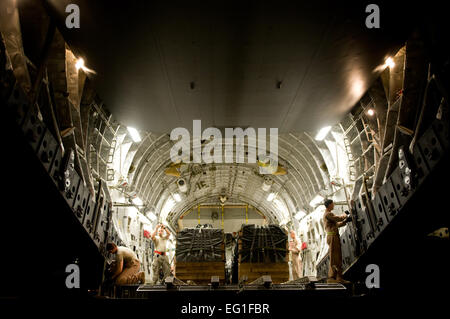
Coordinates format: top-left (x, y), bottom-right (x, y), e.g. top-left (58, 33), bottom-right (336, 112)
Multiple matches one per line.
top-left (245, 205), bottom-right (248, 224)
top-left (257, 158), bottom-right (271, 167)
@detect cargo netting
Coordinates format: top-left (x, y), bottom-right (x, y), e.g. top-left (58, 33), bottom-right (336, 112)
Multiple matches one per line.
top-left (176, 227), bottom-right (224, 262)
top-left (236, 224), bottom-right (288, 263)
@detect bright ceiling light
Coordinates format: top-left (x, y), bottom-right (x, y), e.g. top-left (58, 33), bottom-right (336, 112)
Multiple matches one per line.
top-left (138, 214), bottom-right (152, 225)
top-left (146, 211), bottom-right (157, 221)
top-left (127, 206), bottom-right (138, 219)
top-left (315, 126), bottom-right (332, 141)
top-left (161, 197), bottom-right (175, 218)
top-left (294, 210), bottom-right (306, 220)
top-left (127, 127), bottom-right (142, 142)
top-left (75, 58), bottom-right (85, 70)
top-left (173, 193), bottom-right (181, 202)
top-left (367, 108), bottom-right (375, 116)
top-left (385, 57), bottom-right (395, 69)
top-left (75, 57), bottom-right (96, 74)
top-left (132, 197), bottom-right (143, 206)
top-left (309, 195), bottom-right (324, 207)
top-left (267, 192), bottom-right (276, 202)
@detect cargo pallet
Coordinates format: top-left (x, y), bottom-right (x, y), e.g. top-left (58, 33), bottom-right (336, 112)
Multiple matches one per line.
top-left (236, 225), bottom-right (289, 283)
top-left (175, 261), bottom-right (226, 284)
top-left (239, 262), bottom-right (289, 284)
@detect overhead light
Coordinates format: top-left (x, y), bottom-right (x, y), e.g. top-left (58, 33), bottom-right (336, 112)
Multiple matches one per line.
top-left (173, 193), bottom-right (181, 202)
top-left (367, 108), bottom-right (375, 116)
top-left (294, 210), bottom-right (306, 220)
top-left (127, 127), bottom-right (142, 142)
top-left (315, 126), bottom-right (331, 141)
top-left (146, 211), bottom-right (157, 222)
top-left (267, 192), bottom-right (276, 202)
top-left (75, 57), bottom-right (96, 74)
top-left (161, 197), bottom-right (176, 217)
top-left (261, 183), bottom-right (271, 192)
top-left (132, 197), bottom-right (143, 206)
top-left (138, 214), bottom-right (152, 225)
top-left (127, 206), bottom-right (139, 219)
top-left (309, 195), bottom-right (324, 207)
top-left (384, 57), bottom-right (395, 69)
top-left (75, 58), bottom-right (85, 70)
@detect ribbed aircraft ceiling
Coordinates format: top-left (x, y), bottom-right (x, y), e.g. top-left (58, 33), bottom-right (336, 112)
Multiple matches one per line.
top-left (39, 0), bottom-right (420, 227)
top-left (111, 126), bottom-right (350, 227)
top-left (45, 0), bottom-right (417, 133)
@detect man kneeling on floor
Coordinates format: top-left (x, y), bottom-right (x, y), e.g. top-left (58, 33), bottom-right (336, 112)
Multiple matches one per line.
top-left (106, 243), bottom-right (145, 285)
top-left (151, 224), bottom-right (171, 285)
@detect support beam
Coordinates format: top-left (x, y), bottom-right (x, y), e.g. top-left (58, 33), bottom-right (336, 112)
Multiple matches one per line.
top-left (0, 0), bottom-right (32, 93)
top-left (29, 20), bottom-right (55, 105)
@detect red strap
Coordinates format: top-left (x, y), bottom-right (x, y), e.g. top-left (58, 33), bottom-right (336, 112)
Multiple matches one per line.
top-left (154, 250), bottom-right (165, 255)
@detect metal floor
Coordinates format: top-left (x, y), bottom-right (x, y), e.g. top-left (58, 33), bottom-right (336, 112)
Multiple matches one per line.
top-left (107, 280), bottom-right (348, 299)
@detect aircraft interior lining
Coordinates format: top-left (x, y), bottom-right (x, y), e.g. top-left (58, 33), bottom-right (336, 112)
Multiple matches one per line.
top-left (0, 0), bottom-right (448, 314)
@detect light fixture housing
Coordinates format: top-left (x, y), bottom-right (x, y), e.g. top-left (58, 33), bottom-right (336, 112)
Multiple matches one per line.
top-left (132, 197), bottom-right (144, 206)
top-left (267, 192), bottom-right (276, 202)
top-left (127, 206), bottom-right (139, 219)
top-left (127, 127), bottom-right (142, 142)
top-left (309, 195), bottom-right (324, 207)
top-left (146, 211), bottom-right (157, 221)
top-left (367, 108), bottom-right (375, 116)
top-left (138, 214), bottom-right (152, 225)
top-left (173, 193), bottom-right (181, 202)
top-left (294, 210), bottom-right (306, 220)
top-left (315, 126), bottom-right (332, 141)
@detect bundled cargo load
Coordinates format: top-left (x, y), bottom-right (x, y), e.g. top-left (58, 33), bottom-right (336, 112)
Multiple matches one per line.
top-left (234, 224), bottom-right (289, 283)
top-left (175, 226), bottom-right (225, 284)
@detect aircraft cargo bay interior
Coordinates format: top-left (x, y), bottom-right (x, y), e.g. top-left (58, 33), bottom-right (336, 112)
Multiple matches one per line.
top-left (0, 0), bottom-right (448, 315)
